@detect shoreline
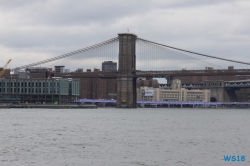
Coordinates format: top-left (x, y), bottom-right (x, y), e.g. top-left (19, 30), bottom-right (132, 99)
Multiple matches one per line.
top-left (0, 104), bottom-right (97, 109)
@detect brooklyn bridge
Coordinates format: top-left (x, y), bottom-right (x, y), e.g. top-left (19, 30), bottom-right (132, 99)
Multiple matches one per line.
top-left (9, 33), bottom-right (250, 108)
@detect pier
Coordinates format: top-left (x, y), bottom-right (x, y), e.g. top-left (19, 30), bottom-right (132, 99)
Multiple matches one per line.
top-left (0, 104), bottom-right (97, 109)
top-left (78, 99), bottom-right (250, 108)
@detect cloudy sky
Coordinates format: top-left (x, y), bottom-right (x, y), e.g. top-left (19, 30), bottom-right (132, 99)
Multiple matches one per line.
top-left (0, 0), bottom-right (250, 69)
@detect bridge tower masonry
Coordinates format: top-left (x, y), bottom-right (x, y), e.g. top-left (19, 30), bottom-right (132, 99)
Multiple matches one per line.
top-left (116, 33), bottom-right (137, 108)
top-left (203, 80), bottom-right (233, 102)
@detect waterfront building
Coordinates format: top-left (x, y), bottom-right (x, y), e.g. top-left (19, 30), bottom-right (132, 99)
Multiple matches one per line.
top-left (0, 78), bottom-right (79, 104)
top-left (137, 87), bottom-right (160, 101)
top-left (137, 79), bottom-right (210, 102)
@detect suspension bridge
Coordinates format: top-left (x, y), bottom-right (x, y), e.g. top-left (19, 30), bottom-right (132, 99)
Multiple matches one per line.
top-left (12, 33), bottom-right (250, 108)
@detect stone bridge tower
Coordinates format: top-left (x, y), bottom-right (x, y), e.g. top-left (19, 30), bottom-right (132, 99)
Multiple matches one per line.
top-left (116, 33), bottom-right (137, 108)
top-left (203, 80), bottom-right (234, 102)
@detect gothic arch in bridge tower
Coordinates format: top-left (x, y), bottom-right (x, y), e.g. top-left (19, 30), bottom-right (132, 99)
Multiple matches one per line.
top-left (210, 97), bottom-right (217, 102)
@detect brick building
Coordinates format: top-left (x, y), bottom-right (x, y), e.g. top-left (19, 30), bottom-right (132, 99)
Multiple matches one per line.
top-left (137, 78), bottom-right (159, 88)
top-left (80, 78), bottom-right (117, 99)
top-left (0, 69), bottom-right (11, 79)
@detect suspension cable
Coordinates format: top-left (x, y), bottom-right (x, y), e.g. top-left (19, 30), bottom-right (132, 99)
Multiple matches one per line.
top-left (137, 37), bottom-right (250, 65)
top-left (12, 37), bottom-right (119, 71)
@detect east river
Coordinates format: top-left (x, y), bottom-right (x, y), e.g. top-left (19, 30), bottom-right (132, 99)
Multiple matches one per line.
top-left (0, 108), bottom-right (249, 166)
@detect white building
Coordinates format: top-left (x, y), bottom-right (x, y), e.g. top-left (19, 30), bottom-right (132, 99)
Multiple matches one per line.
top-left (137, 87), bottom-right (160, 101)
top-left (137, 79), bottom-right (210, 102)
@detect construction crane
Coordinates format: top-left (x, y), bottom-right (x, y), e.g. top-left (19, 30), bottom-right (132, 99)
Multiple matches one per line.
top-left (0, 59), bottom-right (12, 77)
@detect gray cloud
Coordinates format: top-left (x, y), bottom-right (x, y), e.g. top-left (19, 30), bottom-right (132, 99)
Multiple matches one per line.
top-left (0, 0), bottom-right (249, 70)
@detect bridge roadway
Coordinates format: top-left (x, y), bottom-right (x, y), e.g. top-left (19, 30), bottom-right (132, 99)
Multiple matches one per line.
top-left (55, 69), bottom-right (250, 78)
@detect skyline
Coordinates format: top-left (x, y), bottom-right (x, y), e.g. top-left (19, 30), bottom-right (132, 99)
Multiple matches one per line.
top-left (0, 0), bottom-right (250, 69)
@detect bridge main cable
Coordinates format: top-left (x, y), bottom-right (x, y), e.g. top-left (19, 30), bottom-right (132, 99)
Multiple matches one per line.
top-left (12, 37), bottom-right (119, 71)
top-left (137, 37), bottom-right (250, 65)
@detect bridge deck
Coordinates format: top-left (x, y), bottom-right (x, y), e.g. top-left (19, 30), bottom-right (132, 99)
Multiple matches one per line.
top-left (55, 69), bottom-right (250, 78)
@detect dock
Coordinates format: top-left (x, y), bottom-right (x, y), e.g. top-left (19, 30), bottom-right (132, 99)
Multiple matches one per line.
top-left (0, 104), bottom-right (97, 109)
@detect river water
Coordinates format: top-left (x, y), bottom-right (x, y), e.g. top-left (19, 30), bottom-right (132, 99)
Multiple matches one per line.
top-left (0, 108), bottom-right (249, 166)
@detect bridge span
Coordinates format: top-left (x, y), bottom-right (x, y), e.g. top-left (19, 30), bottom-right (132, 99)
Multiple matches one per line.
top-left (54, 69), bottom-right (250, 79)
top-left (12, 33), bottom-right (250, 108)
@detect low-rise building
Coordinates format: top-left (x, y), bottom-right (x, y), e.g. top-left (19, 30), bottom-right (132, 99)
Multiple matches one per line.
top-left (0, 78), bottom-right (79, 104)
top-left (137, 79), bottom-right (210, 102)
top-left (137, 87), bottom-right (160, 101)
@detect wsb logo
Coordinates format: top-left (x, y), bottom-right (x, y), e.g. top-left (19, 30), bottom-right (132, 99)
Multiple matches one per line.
top-left (224, 155), bottom-right (245, 162)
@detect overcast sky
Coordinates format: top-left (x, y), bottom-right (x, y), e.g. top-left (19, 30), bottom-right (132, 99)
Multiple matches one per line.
top-left (0, 0), bottom-right (250, 69)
